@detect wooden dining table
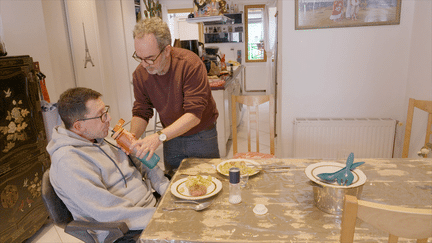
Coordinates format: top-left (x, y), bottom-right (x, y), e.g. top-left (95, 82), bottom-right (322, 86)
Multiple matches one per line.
top-left (139, 158), bottom-right (432, 243)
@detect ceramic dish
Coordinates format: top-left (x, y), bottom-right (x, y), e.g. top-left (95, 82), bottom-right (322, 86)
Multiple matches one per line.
top-left (171, 176), bottom-right (222, 200)
top-left (217, 159), bottom-right (261, 176)
top-left (305, 162), bottom-right (367, 188)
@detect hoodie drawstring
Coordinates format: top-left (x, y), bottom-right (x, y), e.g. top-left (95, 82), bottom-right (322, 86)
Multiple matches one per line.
top-left (93, 143), bottom-right (128, 188)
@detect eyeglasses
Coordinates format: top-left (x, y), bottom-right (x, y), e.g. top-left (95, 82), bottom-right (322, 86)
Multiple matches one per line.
top-left (132, 46), bottom-right (166, 65)
top-left (76, 105), bottom-right (110, 123)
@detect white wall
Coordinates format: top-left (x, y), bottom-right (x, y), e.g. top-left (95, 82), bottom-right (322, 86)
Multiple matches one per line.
top-left (278, 0), bottom-right (431, 158)
top-left (0, 0), bottom-right (72, 103)
top-left (0, 0), bottom-right (136, 126)
top-left (94, 0), bottom-right (136, 124)
top-left (41, 0), bottom-right (76, 102)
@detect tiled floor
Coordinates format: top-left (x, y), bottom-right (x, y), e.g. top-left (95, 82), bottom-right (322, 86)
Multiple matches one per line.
top-left (26, 103), bottom-right (272, 242)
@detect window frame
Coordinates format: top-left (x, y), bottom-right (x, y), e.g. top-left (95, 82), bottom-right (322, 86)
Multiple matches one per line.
top-left (244, 4), bottom-right (267, 63)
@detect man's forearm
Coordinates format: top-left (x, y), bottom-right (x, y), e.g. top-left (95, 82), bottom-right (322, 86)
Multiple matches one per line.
top-left (130, 116), bottom-right (148, 138)
top-left (161, 113), bottom-right (200, 141)
top-left (130, 113), bottom-right (200, 160)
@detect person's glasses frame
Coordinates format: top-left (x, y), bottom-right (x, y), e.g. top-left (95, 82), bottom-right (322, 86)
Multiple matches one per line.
top-left (76, 105), bottom-right (110, 123)
top-left (132, 45), bottom-right (167, 65)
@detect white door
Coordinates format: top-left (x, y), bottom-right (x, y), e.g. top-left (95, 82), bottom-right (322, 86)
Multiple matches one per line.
top-left (243, 4), bottom-right (277, 95)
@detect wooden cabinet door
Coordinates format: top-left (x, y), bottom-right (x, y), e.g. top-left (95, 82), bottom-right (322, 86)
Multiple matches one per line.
top-left (0, 55), bottom-right (50, 243)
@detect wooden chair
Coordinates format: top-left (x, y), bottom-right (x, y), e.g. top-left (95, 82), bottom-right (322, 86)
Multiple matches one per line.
top-left (402, 98), bottom-right (432, 158)
top-left (231, 94), bottom-right (275, 159)
top-left (340, 195), bottom-right (432, 243)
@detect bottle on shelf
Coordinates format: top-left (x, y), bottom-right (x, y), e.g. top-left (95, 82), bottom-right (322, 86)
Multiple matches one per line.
top-left (220, 53), bottom-right (227, 71)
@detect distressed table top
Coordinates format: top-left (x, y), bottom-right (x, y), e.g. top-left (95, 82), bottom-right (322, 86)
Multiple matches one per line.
top-left (139, 158), bottom-right (432, 243)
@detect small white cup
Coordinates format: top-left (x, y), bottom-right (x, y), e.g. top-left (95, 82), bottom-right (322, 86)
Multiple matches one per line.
top-left (253, 204), bottom-right (268, 215)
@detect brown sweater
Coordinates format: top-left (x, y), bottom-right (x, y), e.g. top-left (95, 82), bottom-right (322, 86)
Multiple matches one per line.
top-left (132, 47), bottom-right (218, 137)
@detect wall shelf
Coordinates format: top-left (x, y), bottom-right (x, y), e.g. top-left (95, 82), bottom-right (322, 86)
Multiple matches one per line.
top-left (202, 14), bottom-right (243, 43)
top-left (186, 15), bottom-right (233, 24)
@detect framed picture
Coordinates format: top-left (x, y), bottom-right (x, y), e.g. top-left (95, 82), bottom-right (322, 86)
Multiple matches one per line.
top-left (295, 0), bottom-right (402, 30)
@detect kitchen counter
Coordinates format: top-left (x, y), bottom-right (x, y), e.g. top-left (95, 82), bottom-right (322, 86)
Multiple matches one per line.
top-left (210, 65), bottom-right (244, 90)
top-left (211, 65), bottom-right (244, 157)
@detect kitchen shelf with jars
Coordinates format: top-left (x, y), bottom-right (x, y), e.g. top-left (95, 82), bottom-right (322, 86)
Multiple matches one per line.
top-left (203, 13), bottom-right (243, 44)
top-left (186, 0), bottom-right (243, 44)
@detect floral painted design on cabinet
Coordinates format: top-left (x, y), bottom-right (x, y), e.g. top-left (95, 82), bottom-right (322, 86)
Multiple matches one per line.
top-left (0, 88), bottom-right (30, 153)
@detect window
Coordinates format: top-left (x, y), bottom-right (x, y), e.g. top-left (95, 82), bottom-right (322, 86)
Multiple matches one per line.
top-left (245, 5), bottom-right (266, 62)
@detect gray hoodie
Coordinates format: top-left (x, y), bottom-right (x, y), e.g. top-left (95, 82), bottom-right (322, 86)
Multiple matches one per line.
top-left (47, 126), bottom-right (169, 241)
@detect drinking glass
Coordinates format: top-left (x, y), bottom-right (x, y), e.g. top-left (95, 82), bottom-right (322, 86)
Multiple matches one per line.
top-left (240, 171), bottom-right (249, 188)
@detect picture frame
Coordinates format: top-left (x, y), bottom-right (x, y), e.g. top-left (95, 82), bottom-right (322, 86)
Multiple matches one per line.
top-left (295, 0), bottom-right (402, 30)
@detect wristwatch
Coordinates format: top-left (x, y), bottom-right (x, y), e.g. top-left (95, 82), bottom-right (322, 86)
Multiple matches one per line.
top-left (157, 130), bottom-right (167, 142)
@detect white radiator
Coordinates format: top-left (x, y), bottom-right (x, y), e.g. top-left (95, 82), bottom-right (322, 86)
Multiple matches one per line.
top-left (294, 118), bottom-right (397, 159)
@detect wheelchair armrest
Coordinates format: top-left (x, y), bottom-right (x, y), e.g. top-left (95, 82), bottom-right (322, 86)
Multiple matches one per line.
top-left (65, 220), bottom-right (129, 243)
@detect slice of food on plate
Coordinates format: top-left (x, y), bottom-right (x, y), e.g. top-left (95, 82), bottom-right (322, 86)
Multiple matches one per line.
top-left (185, 175), bottom-right (213, 197)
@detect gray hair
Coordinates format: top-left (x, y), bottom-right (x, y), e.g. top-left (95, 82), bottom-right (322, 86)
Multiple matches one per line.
top-left (133, 17), bottom-right (171, 50)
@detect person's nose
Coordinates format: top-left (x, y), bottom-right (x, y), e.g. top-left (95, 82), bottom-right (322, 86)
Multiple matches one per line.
top-left (141, 60), bottom-right (150, 68)
top-left (106, 113), bottom-right (112, 123)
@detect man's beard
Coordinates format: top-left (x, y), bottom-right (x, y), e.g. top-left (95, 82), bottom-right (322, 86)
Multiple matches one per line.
top-left (146, 55), bottom-right (169, 75)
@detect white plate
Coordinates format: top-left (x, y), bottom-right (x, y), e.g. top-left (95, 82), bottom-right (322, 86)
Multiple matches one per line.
top-left (217, 159), bottom-right (261, 176)
top-left (171, 176), bottom-right (222, 200)
top-left (305, 162), bottom-right (367, 188)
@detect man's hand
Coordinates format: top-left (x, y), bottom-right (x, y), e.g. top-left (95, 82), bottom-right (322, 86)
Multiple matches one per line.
top-left (130, 133), bottom-right (162, 161)
top-left (129, 112), bottom-right (200, 161)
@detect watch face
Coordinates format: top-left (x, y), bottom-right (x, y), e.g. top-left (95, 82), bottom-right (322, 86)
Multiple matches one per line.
top-left (159, 133), bottom-right (167, 141)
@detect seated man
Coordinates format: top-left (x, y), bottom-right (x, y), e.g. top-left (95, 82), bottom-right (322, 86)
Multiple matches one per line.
top-left (47, 87), bottom-right (169, 242)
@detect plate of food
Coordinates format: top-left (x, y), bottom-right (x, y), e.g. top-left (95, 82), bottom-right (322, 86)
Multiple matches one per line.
top-left (171, 175), bottom-right (222, 200)
top-left (304, 162), bottom-right (367, 188)
top-left (217, 159), bottom-right (261, 176)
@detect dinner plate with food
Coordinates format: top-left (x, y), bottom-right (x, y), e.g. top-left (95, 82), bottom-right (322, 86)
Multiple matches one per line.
top-left (216, 159), bottom-right (261, 176)
top-left (171, 175), bottom-right (222, 200)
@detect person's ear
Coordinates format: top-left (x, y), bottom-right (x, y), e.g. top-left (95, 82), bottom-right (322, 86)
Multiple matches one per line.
top-left (71, 120), bottom-right (85, 135)
top-left (164, 45), bottom-right (172, 56)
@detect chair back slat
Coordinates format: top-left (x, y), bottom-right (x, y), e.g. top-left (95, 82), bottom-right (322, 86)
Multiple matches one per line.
top-left (232, 94), bottom-right (275, 157)
top-left (340, 195), bottom-right (432, 242)
top-left (402, 98), bottom-right (432, 158)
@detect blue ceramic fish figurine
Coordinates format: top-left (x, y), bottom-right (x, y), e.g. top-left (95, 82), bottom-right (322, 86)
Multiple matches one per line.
top-left (317, 153), bottom-right (365, 186)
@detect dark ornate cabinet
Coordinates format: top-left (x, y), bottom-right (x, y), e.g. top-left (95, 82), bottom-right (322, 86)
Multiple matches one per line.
top-left (0, 56), bottom-right (50, 242)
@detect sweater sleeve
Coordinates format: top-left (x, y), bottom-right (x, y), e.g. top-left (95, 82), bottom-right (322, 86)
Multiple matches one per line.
top-left (181, 56), bottom-right (211, 120)
top-left (147, 165), bottom-right (170, 195)
top-left (50, 152), bottom-right (156, 230)
top-left (131, 155), bottom-right (169, 195)
top-left (132, 68), bottom-right (154, 122)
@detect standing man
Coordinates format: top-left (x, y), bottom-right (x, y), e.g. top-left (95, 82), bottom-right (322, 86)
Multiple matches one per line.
top-left (130, 17), bottom-right (219, 177)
